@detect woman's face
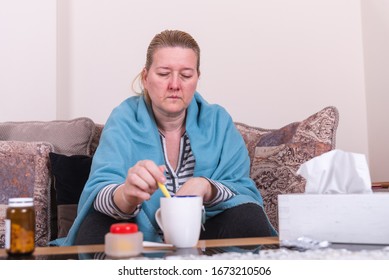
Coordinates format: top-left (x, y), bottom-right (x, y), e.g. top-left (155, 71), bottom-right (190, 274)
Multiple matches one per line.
top-left (143, 47), bottom-right (199, 118)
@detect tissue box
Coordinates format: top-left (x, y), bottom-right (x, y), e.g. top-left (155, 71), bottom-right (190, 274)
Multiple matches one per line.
top-left (278, 193), bottom-right (389, 245)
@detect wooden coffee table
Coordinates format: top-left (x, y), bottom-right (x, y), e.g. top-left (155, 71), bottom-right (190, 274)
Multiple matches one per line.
top-left (0, 236), bottom-right (279, 259)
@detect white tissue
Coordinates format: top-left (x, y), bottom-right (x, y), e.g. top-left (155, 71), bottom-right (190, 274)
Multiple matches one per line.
top-left (297, 149), bottom-right (372, 194)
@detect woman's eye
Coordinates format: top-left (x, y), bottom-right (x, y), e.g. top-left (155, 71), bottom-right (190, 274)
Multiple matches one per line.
top-left (181, 74), bottom-right (192, 79)
top-left (157, 73), bottom-right (169, 77)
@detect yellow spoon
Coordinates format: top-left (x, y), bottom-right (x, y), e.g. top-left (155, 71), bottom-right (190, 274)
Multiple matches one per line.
top-left (157, 182), bottom-right (171, 198)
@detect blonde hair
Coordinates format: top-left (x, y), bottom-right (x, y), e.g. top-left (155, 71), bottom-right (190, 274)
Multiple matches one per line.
top-left (132, 30), bottom-right (201, 102)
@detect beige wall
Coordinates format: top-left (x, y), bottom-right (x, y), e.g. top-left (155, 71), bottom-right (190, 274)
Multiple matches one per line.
top-left (361, 0), bottom-right (389, 182)
top-left (1, 0), bottom-right (388, 181)
top-left (0, 0), bottom-right (57, 120)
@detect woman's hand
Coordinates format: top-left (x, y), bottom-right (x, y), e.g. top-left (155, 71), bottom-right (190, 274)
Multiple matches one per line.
top-left (176, 177), bottom-right (217, 203)
top-left (114, 160), bottom-right (166, 214)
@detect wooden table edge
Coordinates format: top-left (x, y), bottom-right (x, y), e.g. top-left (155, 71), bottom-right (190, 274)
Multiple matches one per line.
top-left (0, 236), bottom-right (279, 258)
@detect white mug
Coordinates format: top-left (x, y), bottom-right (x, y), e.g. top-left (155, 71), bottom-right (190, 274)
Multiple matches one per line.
top-left (155, 195), bottom-right (203, 248)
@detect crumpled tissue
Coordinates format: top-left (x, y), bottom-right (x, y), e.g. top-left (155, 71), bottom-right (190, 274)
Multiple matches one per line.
top-left (297, 149), bottom-right (372, 194)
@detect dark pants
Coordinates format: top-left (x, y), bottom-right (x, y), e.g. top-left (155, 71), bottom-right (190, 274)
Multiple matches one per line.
top-left (74, 203), bottom-right (272, 245)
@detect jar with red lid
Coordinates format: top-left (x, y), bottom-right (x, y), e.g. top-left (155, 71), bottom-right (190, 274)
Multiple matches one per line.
top-left (104, 223), bottom-right (143, 258)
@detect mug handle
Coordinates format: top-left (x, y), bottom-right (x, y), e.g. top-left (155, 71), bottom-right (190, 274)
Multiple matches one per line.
top-left (155, 208), bottom-right (164, 231)
top-left (201, 206), bottom-right (206, 231)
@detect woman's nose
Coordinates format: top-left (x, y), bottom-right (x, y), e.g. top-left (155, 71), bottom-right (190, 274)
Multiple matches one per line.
top-left (168, 74), bottom-right (180, 91)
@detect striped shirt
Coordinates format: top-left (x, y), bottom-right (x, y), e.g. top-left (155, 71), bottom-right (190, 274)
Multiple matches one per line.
top-left (94, 131), bottom-right (235, 220)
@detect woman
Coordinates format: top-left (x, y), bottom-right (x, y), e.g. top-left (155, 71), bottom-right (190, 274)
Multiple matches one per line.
top-left (55, 30), bottom-right (275, 246)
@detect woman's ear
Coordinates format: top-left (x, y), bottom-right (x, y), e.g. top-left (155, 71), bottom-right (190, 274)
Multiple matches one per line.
top-left (141, 68), bottom-right (148, 83)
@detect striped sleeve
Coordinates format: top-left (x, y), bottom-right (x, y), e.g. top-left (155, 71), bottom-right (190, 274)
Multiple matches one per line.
top-left (94, 184), bottom-right (141, 220)
top-left (202, 178), bottom-right (235, 207)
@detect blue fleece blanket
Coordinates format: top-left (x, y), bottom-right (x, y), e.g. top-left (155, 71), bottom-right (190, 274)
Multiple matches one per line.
top-left (53, 92), bottom-right (274, 246)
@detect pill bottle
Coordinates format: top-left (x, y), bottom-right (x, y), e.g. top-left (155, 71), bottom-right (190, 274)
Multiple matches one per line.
top-left (5, 197), bottom-right (35, 255)
top-left (104, 223), bottom-right (143, 258)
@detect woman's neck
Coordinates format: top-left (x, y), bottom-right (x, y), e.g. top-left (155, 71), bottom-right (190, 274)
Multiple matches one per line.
top-left (155, 112), bottom-right (186, 135)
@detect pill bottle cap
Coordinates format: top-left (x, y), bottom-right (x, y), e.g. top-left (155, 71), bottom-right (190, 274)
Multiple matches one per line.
top-left (8, 197), bottom-right (34, 207)
top-left (110, 223), bottom-right (138, 234)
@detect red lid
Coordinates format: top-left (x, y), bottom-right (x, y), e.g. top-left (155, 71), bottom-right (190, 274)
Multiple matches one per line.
top-left (110, 223), bottom-right (138, 234)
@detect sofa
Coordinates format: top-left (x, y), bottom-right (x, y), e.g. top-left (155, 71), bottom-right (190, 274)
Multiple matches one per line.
top-left (0, 106), bottom-right (339, 248)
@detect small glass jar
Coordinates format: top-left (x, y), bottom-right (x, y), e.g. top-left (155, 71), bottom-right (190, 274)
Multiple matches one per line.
top-left (104, 223), bottom-right (143, 258)
top-left (5, 197), bottom-right (35, 255)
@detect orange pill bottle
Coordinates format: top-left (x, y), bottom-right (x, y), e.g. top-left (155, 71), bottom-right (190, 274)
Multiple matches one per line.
top-left (5, 197), bottom-right (35, 255)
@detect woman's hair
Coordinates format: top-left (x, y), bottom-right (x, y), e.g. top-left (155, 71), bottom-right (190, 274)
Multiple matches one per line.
top-left (145, 30), bottom-right (200, 72)
top-left (132, 30), bottom-right (201, 100)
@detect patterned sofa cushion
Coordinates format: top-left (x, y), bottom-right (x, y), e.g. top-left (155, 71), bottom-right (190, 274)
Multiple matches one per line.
top-left (0, 141), bottom-right (53, 248)
top-left (235, 106), bottom-right (339, 231)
